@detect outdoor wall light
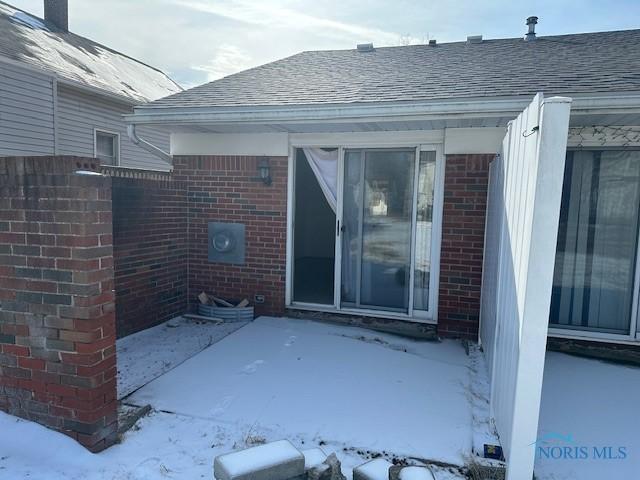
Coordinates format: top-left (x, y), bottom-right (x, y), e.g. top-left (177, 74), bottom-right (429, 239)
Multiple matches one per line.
top-left (257, 156), bottom-right (272, 186)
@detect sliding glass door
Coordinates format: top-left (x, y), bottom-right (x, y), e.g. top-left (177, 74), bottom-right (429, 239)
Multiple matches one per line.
top-left (341, 149), bottom-right (415, 312)
top-left (290, 145), bottom-right (441, 321)
top-left (550, 150), bottom-right (640, 336)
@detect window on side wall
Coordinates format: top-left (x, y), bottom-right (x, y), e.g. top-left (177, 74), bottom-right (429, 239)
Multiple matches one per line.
top-left (94, 130), bottom-right (119, 166)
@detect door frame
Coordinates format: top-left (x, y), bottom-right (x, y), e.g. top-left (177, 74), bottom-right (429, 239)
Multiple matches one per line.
top-left (285, 135), bottom-right (445, 324)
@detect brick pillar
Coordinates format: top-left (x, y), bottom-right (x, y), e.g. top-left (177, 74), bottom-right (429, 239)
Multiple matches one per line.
top-left (438, 154), bottom-right (493, 339)
top-left (0, 156), bottom-right (117, 452)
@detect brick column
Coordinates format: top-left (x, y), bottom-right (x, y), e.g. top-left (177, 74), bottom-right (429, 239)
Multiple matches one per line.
top-left (438, 154), bottom-right (493, 339)
top-left (0, 156), bottom-right (117, 452)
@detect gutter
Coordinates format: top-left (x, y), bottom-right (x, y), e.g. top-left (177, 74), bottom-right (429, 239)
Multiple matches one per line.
top-left (123, 92), bottom-right (640, 126)
top-left (127, 124), bottom-right (172, 164)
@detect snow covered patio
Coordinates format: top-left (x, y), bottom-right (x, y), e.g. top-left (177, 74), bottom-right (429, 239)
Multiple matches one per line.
top-left (0, 316), bottom-right (495, 479)
top-left (125, 317), bottom-right (491, 468)
top-left (0, 316), bottom-right (638, 479)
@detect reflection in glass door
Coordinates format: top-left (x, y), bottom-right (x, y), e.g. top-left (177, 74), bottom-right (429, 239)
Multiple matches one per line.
top-left (341, 149), bottom-right (416, 312)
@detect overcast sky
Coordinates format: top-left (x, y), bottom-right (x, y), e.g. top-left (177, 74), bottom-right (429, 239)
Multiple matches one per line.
top-left (11, 0), bottom-right (640, 89)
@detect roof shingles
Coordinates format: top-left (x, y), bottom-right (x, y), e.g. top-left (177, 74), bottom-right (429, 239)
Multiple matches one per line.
top-left (147, 29), bottom-right (640, 109)
top-left (0, 1), bottom-right (181, 103)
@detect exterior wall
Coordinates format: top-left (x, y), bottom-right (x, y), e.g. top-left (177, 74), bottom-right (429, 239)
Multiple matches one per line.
top-left (0, 156), bottom-right (117, 452)
top-left (437, 154), bottom-right (493, 339)
top-left (171, 152), bottom-right (491, 338)
top-left (110, 169), bottom-right (188, 337)
top-left (0, 61), bottom-right (55, 156)
top-left (173, 156), bottom-right (288, 316)
top-left (57, 85), bottom-right (171, 171)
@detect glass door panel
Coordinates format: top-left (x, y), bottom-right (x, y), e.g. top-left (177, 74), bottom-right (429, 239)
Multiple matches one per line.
top-left (550, 150), bottom-right (640, 334)
top-left (341, 149), bottom-right (415, 312)
top-left (414, 151), bottom-right (437, 311)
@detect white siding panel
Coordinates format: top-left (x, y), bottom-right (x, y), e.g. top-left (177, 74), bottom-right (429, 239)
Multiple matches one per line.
top-left (480, 94), bottom-right (572, 480)
top-left (0, 62), bottom-right (55, 156)
top-left (57, 85), bottom-right (170, 170)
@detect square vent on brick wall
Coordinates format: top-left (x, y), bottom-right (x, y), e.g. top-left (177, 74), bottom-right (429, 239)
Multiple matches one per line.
top-left (208, 222), bottom-right (246, 265)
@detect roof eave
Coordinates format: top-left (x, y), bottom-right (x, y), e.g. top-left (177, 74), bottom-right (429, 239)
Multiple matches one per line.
top-left (125, 92), bottom-right (640, 126)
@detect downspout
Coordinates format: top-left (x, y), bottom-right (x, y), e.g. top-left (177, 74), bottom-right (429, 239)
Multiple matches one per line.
top-left (127, 124), bottom-right (172, 165)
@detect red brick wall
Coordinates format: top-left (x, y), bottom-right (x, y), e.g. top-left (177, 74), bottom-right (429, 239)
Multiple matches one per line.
top-left (437, 154), bottom-right (493, 339)
top-left (0, 156), bottom-right (117, 452)
top-left (110, 172), bottom-right (188, 337)
top-left (173, 156), bottom-right (287, 316)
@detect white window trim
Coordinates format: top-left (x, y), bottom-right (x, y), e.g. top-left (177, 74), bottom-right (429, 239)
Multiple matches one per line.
top-left (93, 128), bottom-right (121, 167)
top-left (285, 135), bottom-right (445, 325)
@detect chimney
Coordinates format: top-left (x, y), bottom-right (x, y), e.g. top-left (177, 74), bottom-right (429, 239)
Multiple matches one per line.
top-left (44, 0), bottom-right (68, 32)
top-left (525, 16), bottom-right (538, 41)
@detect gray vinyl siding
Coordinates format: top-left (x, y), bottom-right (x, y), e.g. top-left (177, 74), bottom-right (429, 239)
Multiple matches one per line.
top-left (0, 62), bottom-right (55, 156)
top-left (57, 85), bottom-right (171, 171)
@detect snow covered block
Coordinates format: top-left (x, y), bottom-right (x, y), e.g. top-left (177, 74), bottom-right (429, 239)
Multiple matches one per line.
top-left (214, 440), bottom-right (305, 480)
top-left (389, 466), bottom-right (434, 480)
top-left (353, 458), bottom-right (392, 480)
top-left (301, 448), bottom-right (327, 471)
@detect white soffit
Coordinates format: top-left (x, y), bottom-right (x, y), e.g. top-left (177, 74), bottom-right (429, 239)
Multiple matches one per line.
top-left (444, 127), bottom-right (506, 154)
top-left (171, 133), bottom-right (289, 156)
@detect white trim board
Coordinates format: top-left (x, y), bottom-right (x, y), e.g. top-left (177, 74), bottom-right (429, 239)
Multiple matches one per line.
top-left (171, 133), bottom-right (288, 156)
top-left (169, 128), bottom-right (507, 156)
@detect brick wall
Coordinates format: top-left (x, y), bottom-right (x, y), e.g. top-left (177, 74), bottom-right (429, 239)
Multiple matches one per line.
top-left (173, 156), bottom-right (287, 316)
top-left (0, 156), bottom-right (117, 452)
top-left (110, 171), bottom-right (188, 337)
top-left (437, 154), bottom-right (493, 339)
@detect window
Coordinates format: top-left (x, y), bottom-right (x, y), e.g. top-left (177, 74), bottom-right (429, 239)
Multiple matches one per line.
top-left (550, 150), bottom-right (640, 335)
top-left (94, 130), bottom-right (119, 165)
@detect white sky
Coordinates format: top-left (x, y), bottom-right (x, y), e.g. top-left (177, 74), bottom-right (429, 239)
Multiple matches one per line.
top-left (10, 0), bottom-right (640, 89)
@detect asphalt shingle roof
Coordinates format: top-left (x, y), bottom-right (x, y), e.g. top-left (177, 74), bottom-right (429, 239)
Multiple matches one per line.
top-left (0, 1), bottom-right (181, 103)
top-left (146, 29), bottom-right (640, 109)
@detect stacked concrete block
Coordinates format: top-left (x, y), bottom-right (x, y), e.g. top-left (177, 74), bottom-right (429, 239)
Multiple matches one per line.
top-left (214, 441), bottom-right (348, 480)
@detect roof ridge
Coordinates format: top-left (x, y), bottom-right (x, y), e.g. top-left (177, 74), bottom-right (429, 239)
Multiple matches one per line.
top-left (296, 27), bottom-right (640, 54)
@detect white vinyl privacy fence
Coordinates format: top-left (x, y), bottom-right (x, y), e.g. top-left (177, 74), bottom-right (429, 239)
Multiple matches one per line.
top-left (480, 94), bottom-right (572, 480)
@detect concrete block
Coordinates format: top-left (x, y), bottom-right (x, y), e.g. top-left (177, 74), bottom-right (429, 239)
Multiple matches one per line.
top-left (389, 466), bottom-right (434, 480)
top-left (214, 440), bottom-right (304, 480)
top-left (353, 458), bottom-right (393, 480)
top-left (301, 448), bottom-right (327, 471)
top-left (307, 453), bottom-right (345, 480)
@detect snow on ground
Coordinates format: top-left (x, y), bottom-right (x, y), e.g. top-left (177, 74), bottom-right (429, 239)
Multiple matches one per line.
top-left (128, 317), bottom-right (478, 468)
top-left (535, 352), bottom-right (640, 479)
top-left (0, 316), bottom-right (491, 480)
top-left (117, 316), bottom-right (247, 399)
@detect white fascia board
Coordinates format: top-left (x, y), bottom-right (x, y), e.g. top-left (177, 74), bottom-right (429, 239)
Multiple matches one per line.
top-left (124, 92), bottom-right (640, 126)
top-left (171, 133), bottom-right (289, 156)
top-left (444, 127), bottom-right (506, 154)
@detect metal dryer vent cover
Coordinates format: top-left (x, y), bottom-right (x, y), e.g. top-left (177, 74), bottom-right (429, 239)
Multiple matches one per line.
top-left (208, 222), bottom-right (245, 264)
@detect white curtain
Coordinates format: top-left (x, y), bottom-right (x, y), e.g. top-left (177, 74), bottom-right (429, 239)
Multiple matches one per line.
top-left (302, 148), bottom-right (338, 213)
